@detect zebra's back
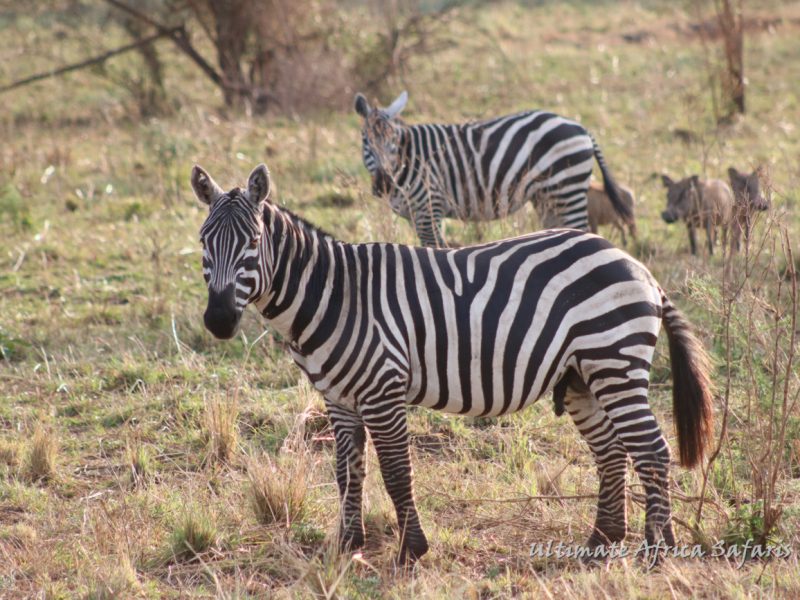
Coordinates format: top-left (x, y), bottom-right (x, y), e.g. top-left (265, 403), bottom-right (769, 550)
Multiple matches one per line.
top-left (404, 111), bottom-right (595, 224)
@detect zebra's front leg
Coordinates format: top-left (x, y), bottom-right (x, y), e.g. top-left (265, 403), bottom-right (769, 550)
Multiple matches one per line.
top-left (413, 197), bottom-right (446, 248)
top-left (327, 402), bottom-right (367, 553)
top-left (361, 402), bottom-right (428, 565)
top-left (564, 386), bottom-right (629, 549)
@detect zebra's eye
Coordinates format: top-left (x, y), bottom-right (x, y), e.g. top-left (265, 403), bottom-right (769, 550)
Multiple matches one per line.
top-left (249, 237), bottom-right (260, 248)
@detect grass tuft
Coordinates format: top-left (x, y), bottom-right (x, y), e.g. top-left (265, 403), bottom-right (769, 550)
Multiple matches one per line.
top-left (85, 555), bottom-right (140, 600)
top-left (299, 541), bottom-right (355, 599)
top-left (247, 451), bottom-right (309, 526)
top-left (125, 438), bottom-right (153, 487)
top-left (0, 523), bottom-right (37, 550)
top-left (23, 424), bottom-right (58, 483)
top-left (203, 396), bottom-right (239, 465)
top-left (0, 438), bottom-right (20, 468)
top-left (169, 508), bottom-right (218, 563)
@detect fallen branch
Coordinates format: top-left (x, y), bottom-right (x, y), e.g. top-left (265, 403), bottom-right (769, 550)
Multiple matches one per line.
top-left (421, 484), bottom-right (596, 504)
top-left (0, 27), bottom-right (179, 94)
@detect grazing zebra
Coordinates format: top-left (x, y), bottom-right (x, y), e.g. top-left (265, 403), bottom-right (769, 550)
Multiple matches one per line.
top-left (354, 91), bottom-right (632, 247)
top-left (192, 163), bottom-right (714, 565)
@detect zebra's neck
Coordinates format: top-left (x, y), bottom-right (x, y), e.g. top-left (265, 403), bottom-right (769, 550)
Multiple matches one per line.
top-left (253, 204), bottom-right (340, 346)
top-left (397, 122), bottom-right (462, 179)
top-left (394, 126), bottom-right (412, 181)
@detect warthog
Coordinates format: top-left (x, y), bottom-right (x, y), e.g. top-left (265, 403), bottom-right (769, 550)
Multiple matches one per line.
top-left (728, 166), bottom-right (769, 250)
top-left (661, 174), bottom-right (734, 256)
top-left (587, 180), bottom-right (637, 246)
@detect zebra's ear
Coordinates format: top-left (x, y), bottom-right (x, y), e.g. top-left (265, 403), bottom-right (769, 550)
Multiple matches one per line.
top-left (191, 165), bottom-right (224, 206)
top-left (247, 163), bottom-right (271, 206)
top-left (661, 174), bottom-right (674, 188)
top-left (384, 90), bottom-right (408, 118)
top-left (354, 93), bottom-right (370, 118)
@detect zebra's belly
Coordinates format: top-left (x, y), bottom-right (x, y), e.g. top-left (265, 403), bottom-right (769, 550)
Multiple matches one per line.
top-left (406, 351), bottom-right (566, 417)
top-left (388, 189), bottom-right (531, 224)
top-left (458, 199), bottom-right (529, 223)
top-left (410, 386), bottom-right (548, 418)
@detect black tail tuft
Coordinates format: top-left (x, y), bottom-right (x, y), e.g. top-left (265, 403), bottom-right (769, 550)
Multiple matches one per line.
top-left (591, 136), bottom-right (633, 224)
top-left (661, 292), bottom-right (715, 468)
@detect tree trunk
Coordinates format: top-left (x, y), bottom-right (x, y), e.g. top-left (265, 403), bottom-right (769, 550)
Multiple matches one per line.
top-left (119, 16), bottom-right (169, 117)
top-left (208, 0), bottom-right (252, 109)
top-left (716, 0), bottom-right (745, 117)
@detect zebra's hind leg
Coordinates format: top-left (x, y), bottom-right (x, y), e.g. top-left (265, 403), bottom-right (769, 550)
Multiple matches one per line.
top-left (553, 189), bottom-right (590, 231)
top-left (327, 402), bottom-right (367, 553)
top-left (563, 381), bottom-right (629, 549)
top-left (360, 402), bottom-right (428, 565)
top-left (590, 372), bottom-right (676, 552)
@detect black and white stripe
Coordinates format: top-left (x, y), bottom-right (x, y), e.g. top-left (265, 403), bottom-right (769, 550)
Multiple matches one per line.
top-left (193, 163), bottom-right (713, 564)
top-left (355, 91), bottom-right (631, 247)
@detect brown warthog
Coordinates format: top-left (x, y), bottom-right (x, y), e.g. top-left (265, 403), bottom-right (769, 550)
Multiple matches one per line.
top-left (661, 174), bottom-right (734, 256)
top-left (587, 180), bottom-right (637, 246)
top-left (728, 166), bottom-right (769, 251)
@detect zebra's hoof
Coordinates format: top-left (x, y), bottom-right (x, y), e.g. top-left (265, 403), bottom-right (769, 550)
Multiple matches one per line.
top-left (586, 527), bottom-right (627, 548)
top-left (579, 528), bottom-right (627, 566)
top-left (398, 537), bottom-right (429, 566)
top-left (339, 529), bottom-right (365, 553)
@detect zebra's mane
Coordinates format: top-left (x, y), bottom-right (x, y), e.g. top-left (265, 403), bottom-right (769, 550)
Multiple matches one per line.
top-left (399, 110), bottom-right (539, 130)
top-left (377, 111), bottom-right (406, 127)
top-left (264, 201), bottom-right (338, 244)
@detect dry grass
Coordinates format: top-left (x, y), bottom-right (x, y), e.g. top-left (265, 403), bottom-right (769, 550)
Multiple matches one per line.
top-left (248, 450), bottom-right (310, 527)
top-left (0, 523), bottom-right (37, 551)
top-left (22, 424), bottom-right (57, 483)
top-left (0, 438), bottom-right (20, 469)
top-left (85, 555), bottom-right (140, 600)
top-left (203, 396), bottom-right (239, 465)
top-left (169, 506), bottom-right (218, 563)
top-left (298, 541), bottom-right (359, 600)
top-left (124, 437), bottom-right (152, 487)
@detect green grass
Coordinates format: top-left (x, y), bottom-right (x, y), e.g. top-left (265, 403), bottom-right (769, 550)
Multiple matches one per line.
top-left (1, 0), bottom-right (799, 597)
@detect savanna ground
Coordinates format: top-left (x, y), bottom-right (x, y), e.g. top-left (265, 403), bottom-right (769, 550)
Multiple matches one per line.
top-left (1, 1), bottom-right (800, 597)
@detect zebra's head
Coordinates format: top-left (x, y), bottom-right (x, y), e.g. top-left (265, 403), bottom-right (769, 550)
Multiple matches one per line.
top-left (192, 164), bottom-right (272, 340)
top-left (354, 90), bottom-right (408, 197)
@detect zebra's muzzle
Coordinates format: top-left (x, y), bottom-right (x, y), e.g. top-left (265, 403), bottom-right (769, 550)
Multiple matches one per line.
top-left (204, 284), bottom-right (242, 340)
top-left (372, 170), bottom-right (393, 197)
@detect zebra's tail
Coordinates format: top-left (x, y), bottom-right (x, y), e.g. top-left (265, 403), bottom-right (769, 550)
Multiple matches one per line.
top-left (660, 290), bottom-right (715, 468)
top-left (591, 136), bottom-right (633, 224)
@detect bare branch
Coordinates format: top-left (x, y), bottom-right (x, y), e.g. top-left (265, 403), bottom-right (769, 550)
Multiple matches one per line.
top-left (0, 27), bottom-right (179, 95)
top-left (101, 0), bottom-right (224, 88)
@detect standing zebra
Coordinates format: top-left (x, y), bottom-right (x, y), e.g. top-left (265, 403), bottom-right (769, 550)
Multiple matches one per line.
top-left (193, 163), bottom-right (713, 565)
top-left (355, 91), bottom-right (632, 247)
